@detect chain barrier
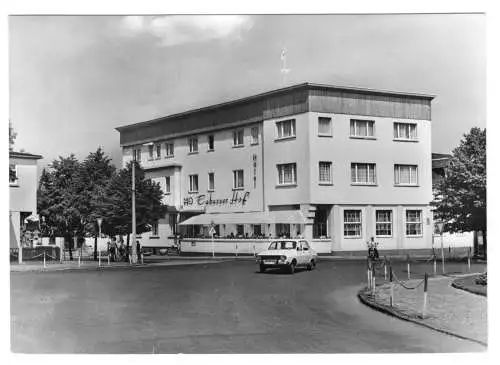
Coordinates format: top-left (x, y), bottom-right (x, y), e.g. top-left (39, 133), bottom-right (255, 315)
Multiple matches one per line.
top-left (392, 271), bottom-right (425, 290)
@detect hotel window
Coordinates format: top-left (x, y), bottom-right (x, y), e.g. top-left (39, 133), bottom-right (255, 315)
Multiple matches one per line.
top-left (189, 174), bottom-right (198, 193)
top-left (208, 172), bottom-right (215, 192)
top-left (9, 164), bottom-right (18, 185)
top-left (165, 176), bottom-right (171, 194)
top-left (277, 163), bottom-right (297, 185)
top-left (189, 137), bottom-right (198, 153)
top-left (318, 117), bottom-right (332, 136)
top-left (394, 122), bottom-right (418, 140)
top-left (350, 119), bottom-right (375, 138)
top-left (252, 224), bottom-right (263, 237)
top-left (251, 126), bottom-right (259, 144)
top-left (132, 148), bottom-right (141, 162)
top-left (233, 129), bottom-right (244, 147)
top-left (151, 222), bottom-right (159, 237)
top-left (276, 119), bottom-right (296, 139)
top-left (155, 144), bottom-right (161, 159)
top-left (406, 210), bottom-right (423, 236)
top-left (276, 223), bottom-right (291, 238)
top-left (394, 164), bottom-right (418, 185)
top-left (376, 210), bottom-right (392, 237)
top-left (165, 142), bottom-right (174, 157)
top-left (236, 225), bottom-right (245, 236)
top-left (344, 210), bottom-right (362, 238)
top-left (148, 144), bottom-right (154, 159)
top-left (351, 163), bottom-right (376, 185)
top-left (207, 135), bottom-right (215, 151)
top-left (233, 169), bottom-right (244, 189)
top-left (319, 161), bottom-right (332, 184)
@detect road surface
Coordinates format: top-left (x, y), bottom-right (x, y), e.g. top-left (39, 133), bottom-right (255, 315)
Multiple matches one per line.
top-left (10, 260), bottom-right (486, 353)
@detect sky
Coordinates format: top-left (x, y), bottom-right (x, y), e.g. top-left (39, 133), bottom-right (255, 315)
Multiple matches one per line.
top-left (9, 14), bottom-right (486, 169)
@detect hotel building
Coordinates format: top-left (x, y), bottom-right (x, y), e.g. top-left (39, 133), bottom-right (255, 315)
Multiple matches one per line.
top-left (116, 83), bottom-right (434, 254)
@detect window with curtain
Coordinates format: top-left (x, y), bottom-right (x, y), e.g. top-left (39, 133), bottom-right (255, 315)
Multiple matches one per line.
top-left (277, 163), bottom-right (297, 185)
top-left (351, 163), bottom-right (376, 184)
top-left (151, 222), bottom-right (159, 236)
top-left (376, 210), bottom-right (392, 237)
top-left (394, 164), bottom-right (418, 185)
top-left (233, 129), bottom-right (244, 146)
top-left (165, 142), bottom-right (174, 157)
top-left (233, 170), bottom-right (244, 189)
top-left (165, 176), bottom-right (171, 194)
top-left (318, 117), bottom-right (332, 136)
top-left (189, 137), bottom-right (198, 153)
top-left (276, 119), bottom-right (296, 139)
top-left (148, 144), bottom-right (154, 159)
top-left (251, 126), bottom-right (259, 144)
top-left (350, 119), bottom-right (375, 138)
top-left (155, 144), bottom-right (161, 159)
top-left (344, 210), bottom-right (362, 237)
top-left (208, 172), bottom-right (215, 191)
top-left (406, 210), bottom-right (423, 236)
top-left (189, 174), bottom-right (198, 192)
top-left (394, 122), bottom-right (418, 140)
top-left (132, 148), bottom-right (141, 162)
top-left (319, 161), bottom-right (332, 183)
top-left (207, 135), bottom-right (215, 151)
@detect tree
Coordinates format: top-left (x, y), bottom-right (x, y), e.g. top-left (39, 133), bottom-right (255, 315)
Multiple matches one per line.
top-left (38, 149), bottom-right (117, 260)
top-left (37, 155), bottom-right (82, 260)
top-left (103, 161), bottom-right (168, 254)
top-left (9, 120), bottom-right (17, 151)
top-left (432, 127), bottom-right (486, 258)
top-left (76, 148), bottom-right (116, 260)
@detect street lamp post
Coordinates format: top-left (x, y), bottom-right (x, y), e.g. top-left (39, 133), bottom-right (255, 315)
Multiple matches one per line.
top-left (131, 155), bottom-right (137, 264)
top-left (130, 142), bottom-right (152, 264)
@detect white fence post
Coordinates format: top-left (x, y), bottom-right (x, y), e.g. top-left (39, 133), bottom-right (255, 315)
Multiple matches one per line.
top-left (422, 273), bottom-right (428, 318)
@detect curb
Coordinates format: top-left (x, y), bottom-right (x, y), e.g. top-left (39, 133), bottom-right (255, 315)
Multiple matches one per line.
top-left (451, 275), bottom-right (487, 297)
top-left (10, 260), bottom-right (230, 273)
top-left (357, 288), bottom-right (487, 347)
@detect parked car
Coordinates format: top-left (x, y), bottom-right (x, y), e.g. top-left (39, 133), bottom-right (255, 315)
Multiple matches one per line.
top-left (255, 239), bottom-right (317, 274)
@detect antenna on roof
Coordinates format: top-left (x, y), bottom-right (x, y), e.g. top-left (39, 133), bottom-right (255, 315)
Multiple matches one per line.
top-left (280, 47), bottom-right (291, 87)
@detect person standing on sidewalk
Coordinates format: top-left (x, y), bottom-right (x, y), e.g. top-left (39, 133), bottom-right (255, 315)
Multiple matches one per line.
top-left (136, 241), bottom-right (141, 262)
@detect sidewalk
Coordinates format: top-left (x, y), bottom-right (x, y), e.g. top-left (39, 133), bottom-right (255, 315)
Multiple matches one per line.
top-left (10, 258), bottom-right (227, 273)
top-left (358, 275), bottom-right (487, 346)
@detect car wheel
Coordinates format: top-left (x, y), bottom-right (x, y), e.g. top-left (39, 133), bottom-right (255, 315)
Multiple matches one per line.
top-left (259, 264), bottom-right (266, 273)
top-left (310, 259), bottom-right (316, 270)
top-left (289, 261), bottom-right (296, 275)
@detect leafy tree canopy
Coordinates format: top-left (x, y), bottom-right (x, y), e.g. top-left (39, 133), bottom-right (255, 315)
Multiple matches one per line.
top-left (433, 127), bottom-right (486, 234)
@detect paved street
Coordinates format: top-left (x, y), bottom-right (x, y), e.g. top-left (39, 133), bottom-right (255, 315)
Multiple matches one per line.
top-left (10, 260), bottom-right (486, 353)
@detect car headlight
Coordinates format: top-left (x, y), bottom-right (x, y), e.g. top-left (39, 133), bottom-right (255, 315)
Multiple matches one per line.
top-left (280, 255), bottom-right (287, 261)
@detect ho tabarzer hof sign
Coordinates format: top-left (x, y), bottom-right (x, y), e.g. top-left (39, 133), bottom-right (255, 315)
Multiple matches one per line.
top-left (184, 191), bottom-right (250, 208)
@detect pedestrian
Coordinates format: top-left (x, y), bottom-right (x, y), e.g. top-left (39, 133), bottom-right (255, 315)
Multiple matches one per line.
top-left (136, 240), bottom-right (141, 262)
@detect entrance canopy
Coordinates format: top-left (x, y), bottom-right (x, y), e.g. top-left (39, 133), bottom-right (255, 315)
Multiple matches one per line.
top-left (178, 210), bottom-right (308, 225)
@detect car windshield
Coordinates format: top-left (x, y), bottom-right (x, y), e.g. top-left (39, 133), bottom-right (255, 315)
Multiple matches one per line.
top-left (268, 241), bottom-right (297, 250)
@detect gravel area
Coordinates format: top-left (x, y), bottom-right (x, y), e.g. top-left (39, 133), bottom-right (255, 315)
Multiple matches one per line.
top-left (359, 276), bottom-right (487, 346)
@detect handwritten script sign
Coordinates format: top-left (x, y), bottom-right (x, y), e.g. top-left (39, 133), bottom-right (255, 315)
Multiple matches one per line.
top-left (184, 191), bottom-right (250, 208)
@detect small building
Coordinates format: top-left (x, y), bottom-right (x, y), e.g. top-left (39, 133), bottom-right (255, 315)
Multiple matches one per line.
top-left (116, 82), bottom-right (435, 254)
top-left (9, 151), bottom-right (43, 262)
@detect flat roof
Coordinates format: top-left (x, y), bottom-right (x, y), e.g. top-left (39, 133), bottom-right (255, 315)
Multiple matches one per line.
top-left (432, 153), bottom-right (452, 160)
top-left (116, 82), bottom-right (436, 132)
top-left (9, 151), bottom-right (43, 160)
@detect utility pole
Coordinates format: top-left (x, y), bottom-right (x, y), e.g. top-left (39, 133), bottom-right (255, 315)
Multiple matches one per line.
top-left (131, 156), bottom-right (137, 264)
